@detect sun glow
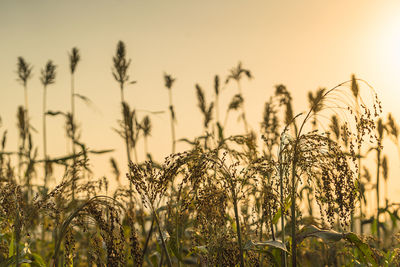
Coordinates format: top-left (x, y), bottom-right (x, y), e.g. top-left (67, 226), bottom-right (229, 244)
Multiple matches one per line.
top-left (378, 16), bottom-right (400, 75)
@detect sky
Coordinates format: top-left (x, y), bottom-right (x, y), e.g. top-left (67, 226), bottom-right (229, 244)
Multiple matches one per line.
top-left (1, 0), bottom-right (400, 210)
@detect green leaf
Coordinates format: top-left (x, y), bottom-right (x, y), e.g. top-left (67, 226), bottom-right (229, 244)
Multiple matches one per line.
top-left (371, 219), bottom-right (377, 235)
top-left (8, 232), bottom-right (14, 258)
top-left (170, 237), bottom-right (183, 262)
top-left (0, 256), bottom-right (31, 267)
top-left (344, 232), bottom-right (378, 267)
top-left (149, 251), bottom-right (160, 266)
top-left (30, 253), bottom-right (46, 267)
top-left (244, 240), bottom-right (288, 253)
top-left (272, 196), bottom-right (291, 224)
top-left (296, 225), bottom-right (343, 244)
top-left (191, 245), bottom-right (208, 254)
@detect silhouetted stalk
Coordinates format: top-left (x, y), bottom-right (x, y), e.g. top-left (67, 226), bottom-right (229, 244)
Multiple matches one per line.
top-left (121, 91), bottom-right (131, 164)
top-left (17, 57), bottom-right (32, 158)
top-left (151, 205), bottom-right (172, 267)
top-left (141, 217), bottom-right (154, 263)
top-left (112, 41), bottom-right (135, 206)
top-left (259, 208), bottom-right (264, 266)
top-left (169, 89), bottom-right (176, 153)
top-left (280, 161), bottom-right (287, 267)
top-left (159, 250), bottom-right (164, 267)
top-left (226, 62), bottom-right (252, 133)
top-left (232, 190), bottom-right (245, 267)
top-left (40, 60), bottom-right (56, 188)
top-left (290, 146), bottom-right (298, 267)
top-left (144, 135), bottom-right (149, 158)
top-left (376, 146), bottom-right (381, 240)
top-left (42, 85), bottom-right (48, 185)
top-left (358, 155), bottom-right (363, 234)
top-left (17, 58), bottom-right (32, 199)
top-left (163, 74), bottom-right (177, 153)
top-left (175, 200), bottom-right (181, 267)
top-left (69, 47), bottom-right (80, 200)
top-left (15, 188), bottom-right (21, 267)
top-left (214, 75), bottom-right (221, 138)
top-left (237, 82), bottom-right (249, 134)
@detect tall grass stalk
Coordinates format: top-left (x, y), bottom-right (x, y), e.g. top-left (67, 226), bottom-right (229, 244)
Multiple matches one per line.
top-left (226, 62), bottom-right (252, 134)
top-left (151, 204), bottom-right (172, 267)
top-left (69, 47), bottom-right (80, 200)
top-left (17, 57), bottom-right (32, 142)
top-left (112, 41), bottom-right (139, 164)
top-left (375, 118), bottom-right (384, 241)
top-left (16, 57), bottom-right (33, 199)
top-left (164, 74), bottom-right (176, 153)
top-left (40, 60), bottom-right (56, 188)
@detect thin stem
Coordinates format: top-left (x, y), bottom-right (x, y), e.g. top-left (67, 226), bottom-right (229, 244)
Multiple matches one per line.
top-left (43, 85), bottom-right (48, 187)
top-left (290, 151), bottom-right (298, 267)
top-left (24, 84), bottom-right (32, 201)
top-left (175, 200), bottom-right (181, 267)
top-left (144, 135), bottom-right (149, 159)
top-left (279, 148), bottom-right (287, 267)
top-left (168, 89), bottom-right (176, 154)
top-left (120, 84), bottom-right (133, 204)
top-left (141, 217), bottom-right (155, 264)
top-left (71, 73), bottom-right (77, 200)
top-left (15, 189), bottom-right (21, 267)
top-left (120, 84), bottom-right (129, 158)
top-left (376, 147), bottom-right (381, 241)
top-left (24, 84), bottom-right (29, 137)
top-left (232, 192), bottom-right (245, 267)
top-left (152, 206), bottom-right (172, 267)
top-left (358, 155), bottom-right (363, 235)
top-left (237, 81), bottom-right (249, 134)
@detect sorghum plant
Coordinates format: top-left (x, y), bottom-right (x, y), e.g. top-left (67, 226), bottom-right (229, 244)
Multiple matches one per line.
top-left (40, 60), bottom-right (56, 188)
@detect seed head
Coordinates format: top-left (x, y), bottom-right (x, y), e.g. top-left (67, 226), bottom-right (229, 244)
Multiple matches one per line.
top-left (17, 57), bottom-right (33, 87)
top-left (40, 60), bottom-right (57, 86)
top-left (69, 47), bottom-right (80, 74)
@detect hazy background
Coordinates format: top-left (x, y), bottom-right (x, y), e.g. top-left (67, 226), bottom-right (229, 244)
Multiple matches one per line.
top-left (1, 0), bottom-right (399, 212)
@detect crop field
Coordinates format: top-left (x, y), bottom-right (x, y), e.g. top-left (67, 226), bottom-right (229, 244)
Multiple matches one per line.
top-left (2, 1), bottom-right (400, 267)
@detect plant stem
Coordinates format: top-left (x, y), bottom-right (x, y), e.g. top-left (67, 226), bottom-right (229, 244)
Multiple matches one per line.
top-left (141, 217), bottom-right (155, 264)
top-left (358, 154), bottom-right (363, 235)
top-left (144, 135), bottom-right (149, 159)
top-left (152, 206), bottom-right (172, 267)
top-left (15, 189), bottom-right (21, 267)
top-left (168, 89), bottom-right (176, 154)
top-left (232, 193), bottom-right (245, 267)
top-left (71, 73), bottom-right (77, 200)
top-left (376, 147), bottom-right (381, 241)
top-left (291, 149), bottom-right (298, 267)
top-left (279, 152), bottom-right (287, 267)
top-left (237, 81), bottom-right (249, 134)
top-left (43, 85), bottom-right (48, 188)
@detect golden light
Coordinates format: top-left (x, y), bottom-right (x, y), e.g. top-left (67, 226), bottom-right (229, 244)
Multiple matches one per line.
top-left (378, 15), bottom-right (400, 76)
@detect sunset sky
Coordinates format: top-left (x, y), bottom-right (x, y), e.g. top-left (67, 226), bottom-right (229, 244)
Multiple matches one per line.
top-left (1, 0), bottom-right (400, 208)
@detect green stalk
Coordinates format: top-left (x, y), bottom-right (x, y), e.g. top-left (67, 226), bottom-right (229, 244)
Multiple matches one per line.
top-left (24, 83), bottom-right (31, 201)
top-left (168, 89), bottom-right (176, 154)
top-left (71, 73), bottom-right (77, 200)
top-left (376, 147), bottom-right (381, 240)
top-left (358, 154), bottom-right (363, 235)
top-left (290, 152), bottom-right (298, 267)
top-left (15, 189), bottom-right (21, 267)
top-left (120, 86), bottom-right (131, 164)
top-left (141, 217), bottom-right (155, 264)
top-left (151, 205), bottom-right (172, 267)
top-left (232, 192), bottom-right (245, 267)
top-left (43, 85), bottom-right (48, 187)
top-left (279, 150), bottom-right (287, 267)
top-left (237, 81), bottom-right (249, 134)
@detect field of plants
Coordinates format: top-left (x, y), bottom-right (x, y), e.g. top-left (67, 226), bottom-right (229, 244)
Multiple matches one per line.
top-left (1, 41), bottom-right (400, 266)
